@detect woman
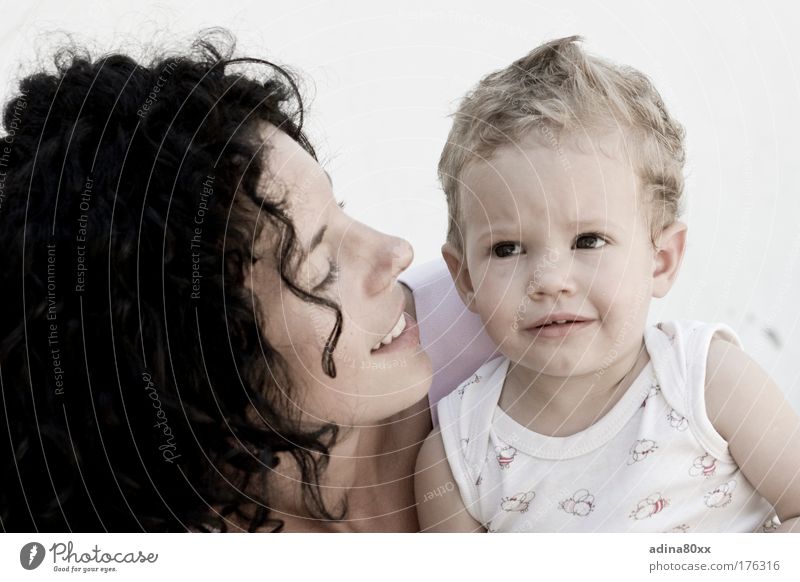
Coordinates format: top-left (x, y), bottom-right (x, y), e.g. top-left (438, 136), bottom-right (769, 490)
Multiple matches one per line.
top-left (0, 30), bottom-right (432, 532)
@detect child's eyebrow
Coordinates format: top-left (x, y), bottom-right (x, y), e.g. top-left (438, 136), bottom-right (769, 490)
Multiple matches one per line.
top-left (472, 223), bottom-right (518, 240)
top-left (470, 218), bottom-right (625, 242)
top-left (569, 219), bottom-right (624, 231)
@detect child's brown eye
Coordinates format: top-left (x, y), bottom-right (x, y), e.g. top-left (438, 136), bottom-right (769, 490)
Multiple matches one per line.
top-left (492, 242), bottom-right (522, 258)
top-left (574, 234), bottom-right (606, 250)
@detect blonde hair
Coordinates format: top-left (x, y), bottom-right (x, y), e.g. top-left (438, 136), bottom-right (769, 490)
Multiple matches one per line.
top-left (438, 36), bottom-right (685, 252)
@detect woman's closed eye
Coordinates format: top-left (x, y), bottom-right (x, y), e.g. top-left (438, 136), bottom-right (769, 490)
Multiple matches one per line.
top-left (492, 241), bottom-right (523, 258)
top-left (573, 233), bottom-right (608, 250)
top-left (313, 258), bottom-right (340, 292)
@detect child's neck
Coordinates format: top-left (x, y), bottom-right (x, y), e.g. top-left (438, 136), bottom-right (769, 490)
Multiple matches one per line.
top-left (500, 339), bottom-right (650, 437)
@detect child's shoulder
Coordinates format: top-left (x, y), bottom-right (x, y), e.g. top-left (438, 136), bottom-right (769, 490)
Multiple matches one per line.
top-left (648, 319), bottom-right (786, 455)
top-left (645, 319), bottom-right (742, 373)
top-left (648, 319), bottom-right (739, 343)
top-left (645, 320), bottom-right (744, 440)
top-left (444, 355), bottom-right (509, 403)
top-left (437, 356), bottom-right (509, 451)
top-left (703, 336), bottom-right (779, 441)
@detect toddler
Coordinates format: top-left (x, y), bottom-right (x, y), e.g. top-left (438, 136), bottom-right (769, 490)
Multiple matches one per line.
top-left (415, 36), bottom-right (800, 532)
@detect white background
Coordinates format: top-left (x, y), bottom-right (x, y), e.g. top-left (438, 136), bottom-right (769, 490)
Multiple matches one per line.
top-left (1, 0), bottom-right (798, 408)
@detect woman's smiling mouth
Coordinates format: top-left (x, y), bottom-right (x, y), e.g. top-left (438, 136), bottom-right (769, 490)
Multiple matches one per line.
top-left (371, 313), bottom-right (407, 351)
top-left (370, 312), bottom-right (420, 354)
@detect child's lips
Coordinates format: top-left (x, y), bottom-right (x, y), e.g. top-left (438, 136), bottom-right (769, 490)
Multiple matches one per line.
top-left (529, 313), bottom-right (591, 328)
top-left (525, 319), bottom-right (595, 338)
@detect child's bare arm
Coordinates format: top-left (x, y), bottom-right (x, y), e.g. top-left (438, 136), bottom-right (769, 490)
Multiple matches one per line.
top-left (705, 338), bottom-right (800, 532)
top-left (414, 427), bottom-right (486, 532)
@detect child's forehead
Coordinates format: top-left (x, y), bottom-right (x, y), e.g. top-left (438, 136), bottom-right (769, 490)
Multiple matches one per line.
top-left (458, 144), bottom-right (648, 243)
top-left (477, 130), bottom-right (635, 178)
top-left (461, 135), bottom-right (641, 220)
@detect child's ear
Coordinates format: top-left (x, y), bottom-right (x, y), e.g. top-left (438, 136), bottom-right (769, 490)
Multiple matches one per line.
top-left (652, 221), bottom-right (688, 298)
top-left (441, 242), bottom-right (478, 313)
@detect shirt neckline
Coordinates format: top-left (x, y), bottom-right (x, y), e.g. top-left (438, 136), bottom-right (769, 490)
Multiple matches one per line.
top-left (491, 360), bottom-right (655, 460)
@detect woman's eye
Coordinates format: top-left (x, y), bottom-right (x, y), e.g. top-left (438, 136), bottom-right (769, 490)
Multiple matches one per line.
top-left (574, 234), bottom-right (607, 250)
top-left (492, 242), bottom-right (523, 258)
top-left (313, 259), bottom-right (339, 292)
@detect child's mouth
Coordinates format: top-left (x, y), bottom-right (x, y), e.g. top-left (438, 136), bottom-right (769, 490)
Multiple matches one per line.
top-left (536, 319), bottom-right (577, 328)
top-left (528, 319), bottom-right (594, 338)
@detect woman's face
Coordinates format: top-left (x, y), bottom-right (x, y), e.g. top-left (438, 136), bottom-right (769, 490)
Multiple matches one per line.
top-left (248, 126), bottom-right (432, 427)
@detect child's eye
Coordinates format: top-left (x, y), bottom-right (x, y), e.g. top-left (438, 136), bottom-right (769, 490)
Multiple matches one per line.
top-left (573, 234), bottom-right (607, 250)
top-left (492, 242), bottom-right (523, 258)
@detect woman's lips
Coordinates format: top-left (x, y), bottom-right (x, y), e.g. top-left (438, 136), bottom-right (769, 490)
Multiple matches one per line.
top-left (525, 319), bottom-right (595, 338)
top-left (370, 312), bottom-right (420, 354)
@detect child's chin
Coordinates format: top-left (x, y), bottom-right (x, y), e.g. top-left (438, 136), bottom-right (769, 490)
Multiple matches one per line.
top-left (521, 355), bottom-right (596, 378)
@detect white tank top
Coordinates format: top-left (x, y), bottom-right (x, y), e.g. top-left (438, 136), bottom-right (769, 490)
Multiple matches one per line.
top-left (437, 320), bottom-right (777, 532)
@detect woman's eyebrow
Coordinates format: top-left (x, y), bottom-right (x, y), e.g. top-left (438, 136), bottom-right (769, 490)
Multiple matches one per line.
top-left (310, 225), bottom-right (327, 251)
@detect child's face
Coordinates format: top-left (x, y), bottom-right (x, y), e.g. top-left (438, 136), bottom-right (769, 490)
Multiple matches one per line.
top-left (447, 130), bottom-right (682, 378)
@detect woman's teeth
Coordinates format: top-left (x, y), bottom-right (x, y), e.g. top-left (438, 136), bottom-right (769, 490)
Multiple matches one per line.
top-left (371, 313), bottom-right (407, 351)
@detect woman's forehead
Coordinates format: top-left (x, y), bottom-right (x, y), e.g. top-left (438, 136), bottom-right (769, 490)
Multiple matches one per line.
top-left (251, 125), bottom-right (335, 257)
top-left (257, 125), bottom-right (332, 210)
top-left (261, 124), bottom-right (330, 192)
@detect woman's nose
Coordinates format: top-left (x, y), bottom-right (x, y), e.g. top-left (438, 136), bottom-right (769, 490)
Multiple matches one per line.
top-left (363, 231), bottom-right (413, 296)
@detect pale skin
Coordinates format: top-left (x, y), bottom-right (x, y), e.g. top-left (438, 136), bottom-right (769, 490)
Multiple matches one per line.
top-left (414, 131), bottom-right (800, 532)
top-left (704, 341), bottom-right (800, 532)
top-left (264, 396), bottom-right (431, 532)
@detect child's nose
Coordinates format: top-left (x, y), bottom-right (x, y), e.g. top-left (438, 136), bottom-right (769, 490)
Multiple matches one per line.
top-left (526, 253), bottom-right (576, 299)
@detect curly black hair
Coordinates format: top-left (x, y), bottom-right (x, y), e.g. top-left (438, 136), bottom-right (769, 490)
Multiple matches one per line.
top-left (0, 29), bottom-right (345, 532)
